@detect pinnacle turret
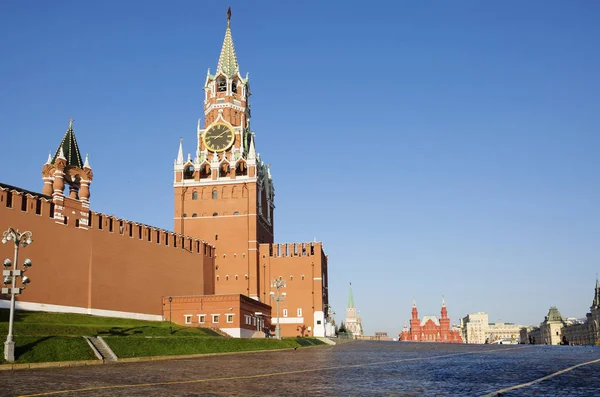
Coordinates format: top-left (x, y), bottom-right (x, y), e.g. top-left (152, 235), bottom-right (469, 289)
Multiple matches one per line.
top-left (176, 138), bottom-right (184, 165)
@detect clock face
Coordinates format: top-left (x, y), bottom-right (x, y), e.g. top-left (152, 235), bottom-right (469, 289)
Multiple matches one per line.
top-left (203, 123), bottom-right (235, 152)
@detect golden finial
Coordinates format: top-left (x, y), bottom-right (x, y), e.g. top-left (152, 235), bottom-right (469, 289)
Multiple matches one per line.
top-left (68, 118), bottom-right (74, 129)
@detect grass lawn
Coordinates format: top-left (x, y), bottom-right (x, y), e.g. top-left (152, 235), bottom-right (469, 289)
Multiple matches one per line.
top-left (105, 336), bottom-right (325, 358)
top-left (0, 309), bottom-right (325, 363)
top-left (0, 309), bottom-right (219, 337)
top-left (0, 336), bottom-right (95, 364)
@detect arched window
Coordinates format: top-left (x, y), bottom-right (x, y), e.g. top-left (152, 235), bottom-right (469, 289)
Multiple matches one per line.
top-left (183, 213), bottom-right (187, 218)
top-left (217, 76), bottom-right (227, 92)
top-left (183, 165), bottom-right (195, 179)
top-left (233, 211), bottom-right (239, 216)
top-left (226, 275), bottom-right (229, 281)
top-left (213, 212), bottom-right (218, 217)
top-left (200, 165), bottom-right (211, 180)
top-left (232, 80), bottom-right (238, 94)
top-left (192, 213), bottom-right (197, 218)
top-left (212, 189), bottom-right (218, 199)
top-left (192, 191), bottom-right (198, 200)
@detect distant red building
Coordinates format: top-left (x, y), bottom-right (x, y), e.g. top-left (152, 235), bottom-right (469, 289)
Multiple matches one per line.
top-left (399, 299), bottom-right (463, 343)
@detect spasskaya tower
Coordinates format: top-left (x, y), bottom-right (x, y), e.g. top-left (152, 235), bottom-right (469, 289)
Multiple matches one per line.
top-left (173, 8), bottom-right (329, 338)
top-left (174, 7), bottom-right (274, 299)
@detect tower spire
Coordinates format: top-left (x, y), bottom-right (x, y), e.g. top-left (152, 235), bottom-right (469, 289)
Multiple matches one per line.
top-left (176, 138), bottom-right (184, 165)
top-left (51, 118), bottom-right (83, 168)
top-left (216, 7), bottom-right (239, 77)
top-left (348, 282), bottom-right (355, 308)
top-left (593, 274), bottom-right (600, 309)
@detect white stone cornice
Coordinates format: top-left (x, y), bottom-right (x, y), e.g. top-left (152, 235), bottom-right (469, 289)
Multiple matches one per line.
top-left (204, 102), bottom-right (246, 115)
top-left (173, 175), bottom-right (257, 187)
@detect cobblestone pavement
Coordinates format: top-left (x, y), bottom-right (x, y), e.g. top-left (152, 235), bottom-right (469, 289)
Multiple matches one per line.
top-left (1, 342), bottom-right (600, 396)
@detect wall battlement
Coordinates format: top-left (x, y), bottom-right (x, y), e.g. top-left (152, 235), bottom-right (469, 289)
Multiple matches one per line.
top-left (267, 242), bottom-right (324, 258)
top-left (0, 181), bottom-right (215, 318)
top-left (0, 183), bottom-right (214, 257)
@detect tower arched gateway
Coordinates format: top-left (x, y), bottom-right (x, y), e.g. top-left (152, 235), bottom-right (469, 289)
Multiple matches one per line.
top-left (173, 8), bottom-right (330, 337)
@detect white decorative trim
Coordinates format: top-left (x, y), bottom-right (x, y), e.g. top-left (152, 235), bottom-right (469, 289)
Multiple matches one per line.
top-left (204, 102), bottom-right (246, 115)
top-left (272, 317), bottom-right (304, 324)
top-left (220, 327), bottom-right (257, 338)
top-left (0, 300), bottom-right (163, 322)
top-left (313, 278), bottom-right (322, 280)
top-left (174, 176), bottom-right (257, 187)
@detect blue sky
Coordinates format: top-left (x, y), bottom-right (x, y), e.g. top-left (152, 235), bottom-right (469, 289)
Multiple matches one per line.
top-left (1, 1), bottom-right (599, 335)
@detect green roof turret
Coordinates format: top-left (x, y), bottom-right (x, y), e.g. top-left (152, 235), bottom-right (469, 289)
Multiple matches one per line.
top-left (51, 118), bottom-right (83, 168)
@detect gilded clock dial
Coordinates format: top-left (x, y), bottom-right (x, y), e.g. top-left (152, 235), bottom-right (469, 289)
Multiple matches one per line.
top-left (203, 124), bottom-right (235, 152)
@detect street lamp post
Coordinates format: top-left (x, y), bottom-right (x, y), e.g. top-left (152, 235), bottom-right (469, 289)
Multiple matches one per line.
top-left (2, 228), bottom-right (33, 362)
top-left (168, 296), bottom-right (173, 335)
top-left (270, 279), bottom-right (286, 339)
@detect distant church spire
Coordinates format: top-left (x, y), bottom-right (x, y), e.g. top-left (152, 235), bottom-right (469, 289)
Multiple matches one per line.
top-left (592, 275), bottom-right (600, 309)
top-left (348, 282), bottom-right (355, 308)
top-left (216, 7), bottom-right (239, 77)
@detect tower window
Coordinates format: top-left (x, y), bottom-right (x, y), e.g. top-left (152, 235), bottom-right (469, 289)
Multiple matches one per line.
top-left (213, 212), bottom-right (218, 217)
top-left (192, 213), bottom-right (197, 218)
top-left (217, 77), bottom-right (227, 92)
top-left (232, 80), bottom-right (238, 94)
top-left (183, 165), bottom-right (195, 179)
top-left (192, 191), bottom-right (198, 200)
top-left (233, 211), bottom-right (239, 215)
top-left (200, 165), bottom-right (211, 179)
top-left (183, 213), bottom-right (187, 218)
top-left (212, 190), bottom-right (218, 199)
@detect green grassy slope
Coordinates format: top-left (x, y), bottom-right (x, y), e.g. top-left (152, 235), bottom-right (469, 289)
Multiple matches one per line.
top-left (0, 309), bottom-right (324, 363)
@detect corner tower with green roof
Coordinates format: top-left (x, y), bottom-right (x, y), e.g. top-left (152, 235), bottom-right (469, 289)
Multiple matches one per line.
top-left (42, 119), bottom-right (93, 228)
top-left (345, 283), bottom-right (363, 337)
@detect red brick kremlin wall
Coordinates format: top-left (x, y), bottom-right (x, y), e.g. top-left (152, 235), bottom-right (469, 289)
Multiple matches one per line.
top-left (0, 184), bottom-right (215, 319)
